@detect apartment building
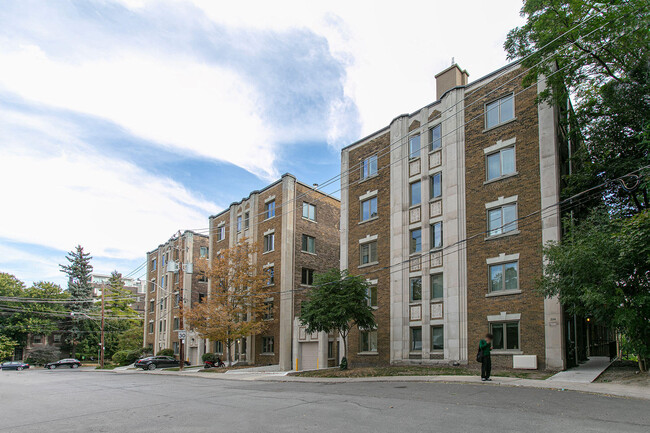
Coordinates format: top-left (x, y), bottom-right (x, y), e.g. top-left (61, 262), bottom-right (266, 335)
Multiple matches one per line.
top-left (90, 273), bottom-right (146, 313)
top-left (143, 230), bottom-right (209, 365)
top-left (340, 62), bottom-right (571, 371)
top-left (208, 173), bottom-right (340, 371)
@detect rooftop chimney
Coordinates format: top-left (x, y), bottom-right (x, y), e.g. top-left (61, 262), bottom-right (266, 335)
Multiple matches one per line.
top-left (434, 63), bottom-right (469, 100)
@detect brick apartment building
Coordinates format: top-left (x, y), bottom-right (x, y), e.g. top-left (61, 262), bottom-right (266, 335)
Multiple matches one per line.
top-left (207, 173), bottom-right (340, 371)
top-left (143, 230), bottom-right (210, 365)
top-left (90, 273), bottom-right (146, 313)
top-left (340, 61), bottom-right (573, 371)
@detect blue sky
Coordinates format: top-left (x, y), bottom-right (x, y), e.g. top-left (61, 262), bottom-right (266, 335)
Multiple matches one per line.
top-left (0, 0), bottom-right (524, 287)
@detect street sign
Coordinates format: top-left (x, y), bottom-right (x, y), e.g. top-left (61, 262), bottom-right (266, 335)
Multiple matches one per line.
top-left (177, 331), bottom-right (186, 340)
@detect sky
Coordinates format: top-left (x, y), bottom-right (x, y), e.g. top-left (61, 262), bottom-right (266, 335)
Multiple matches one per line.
top-left (0, 0), bottom-right (525, 287)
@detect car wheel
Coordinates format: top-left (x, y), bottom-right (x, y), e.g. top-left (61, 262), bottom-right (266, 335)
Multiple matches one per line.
top-left (147, 364), bottom-right (156, 370)
top-left (17, 367), bottom-right (23, 371)
top-left (49, 365), bottom-right (56, 369)
top-left (71, 364), bottom-right (78, 369)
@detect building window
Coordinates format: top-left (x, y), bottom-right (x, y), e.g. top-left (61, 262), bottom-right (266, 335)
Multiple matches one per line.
top-left (359, 330), bottom-right (377, 352)
top-left (217, 225), bottom-right (225, 241)
top-left (53, 334), bottom-right (61, 343)
top-left (301, 234), bottom-right (316, 254)
top-left (410, 327), bottom-right (422, 351)
top-left (237, 215), bottom-right (242, 232)
top-left (488, 204), bottom-right (517, 236)
top-left (149, 300), bottom-right (155, 313)
top-left (361, 155), bottom-right (378, 179)
top-left (151, 258), bottom-right (156, 271)
top-left (410, 181), bottom-right (421, 206)
top-left (244, 212), bottom-right (250, 229)
top-left (486, 94), bottom-right (515, 129)
top-left (301, 268), bottom-right (314, 286)
top-left (409, 134), bottom-right (420, 159)
top-left (150, 279), bottom-right (156, 292)
top-left (431, 222), bottom-right (443, 249)
top-left (489, 262), bottom-right (519, 293)
top-left (198, 293), bottom-right (205, 304)
top-left (266, 267), bottom-right (275, 285)
top-left (215, 341), bottom-right (223, 354)
top-left (360, 241), bottom-right (378, 265)
top-left (174, 272), bottom-right (179, 285)
top-left (328, 341), bottom-right (334, 359)
top-left (490, 322), bottom-right (520, 350)
top-left (409, 277), bottom-right (422, 302)
top-left (159, 299), bottom-right (164, 311)
top-left (173, 342), bottom-right (179, 355)
top-left (263, 233), bottom-right (275, 252)
top-left (429, 124), bottom-right (442, 151)
top-left (302, 202), bottom-right (316, 221)
top-left (199, 246), bottom-right (208, 258)
top-left (265, 200), bottom-right (275, 219)
top-left (487, 147), bottom-right (516, 181)
top-left (162, 253), bottom-right (166, 267)
top-left (263, 301), bottom-right (274, 320)
top-left (33, 335), bottom-right (42, 344)
top-left (262, 336), bottom-right (274, 354)
top-left (409, 228), bottom-right (422, 254)
top-left (173, 317), bottom-right (180, 330)
top-left (148, 322), bottom-right (154, 333)
top-left (159, 320), bottom-right (163, 332)
top-left (430, 172), bottom-right (442, 199)
top-left (366, 285), bottom-right (378, 308)
top-left (431, 273), bottom-right (443, 299)
top-left (361, 197), bottom-right (378, 221)
top-left (431, 326), bottom-right (444, 351)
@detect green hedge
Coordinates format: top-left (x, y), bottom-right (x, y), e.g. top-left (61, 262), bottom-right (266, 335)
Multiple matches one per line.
top-left (156, 348), bottom-right (174, 357)
top-left (112, 349), bottom-right (144, 366)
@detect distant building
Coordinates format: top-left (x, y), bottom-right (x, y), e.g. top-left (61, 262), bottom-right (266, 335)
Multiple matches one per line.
top-left (90, 273), bottom-right (146, 313)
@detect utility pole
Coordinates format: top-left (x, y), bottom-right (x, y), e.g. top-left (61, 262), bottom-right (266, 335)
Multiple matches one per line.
top-left (100, 285), bottom-right (105, 368)
top-left (178, 235), bottom-right (185, 371)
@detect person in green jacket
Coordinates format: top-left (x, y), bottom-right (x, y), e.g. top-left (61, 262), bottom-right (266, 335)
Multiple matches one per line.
top-left (479, 333), bottom-right (493, 381)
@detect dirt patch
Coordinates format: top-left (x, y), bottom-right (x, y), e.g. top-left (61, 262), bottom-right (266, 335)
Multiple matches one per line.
top-left (596, 360), bottom-right (650, 386)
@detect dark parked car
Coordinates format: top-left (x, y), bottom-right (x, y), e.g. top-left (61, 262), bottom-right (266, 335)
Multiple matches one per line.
top-left (1, 361), bottom-right (30, 371)
top-left (44, 358), bottom-right (82, 369)
top-left (135, 356), bottom-right (189, 370)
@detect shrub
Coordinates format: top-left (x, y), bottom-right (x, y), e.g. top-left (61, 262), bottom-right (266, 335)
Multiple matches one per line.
top-left (25, 346), bottom-right (61, 365)
top-left (202, 352), bottom-right (219, 362)
top-left (339, 357), bottom-right (348, 370)
top-left (112, 349), bottom-right (144, 366)
top-left (156, 348), bottom-right (175, 357)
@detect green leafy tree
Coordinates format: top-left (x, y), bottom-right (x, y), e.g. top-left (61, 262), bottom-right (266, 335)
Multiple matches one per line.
top-left (60, 245), bottom-right (94, 357)
top-left (25, 346), bottom-right (61, 365)
top-left (299, 269), bottom-right (376, 369)
top-left (117, 325), bottom-right (144, 352)
top-left (541, 209), bottom-right (650, 371)
top-left (0, 335), bottom-right (17, 360)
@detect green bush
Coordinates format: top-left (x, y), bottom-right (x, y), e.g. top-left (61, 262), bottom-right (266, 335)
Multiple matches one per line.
top-left (156, 348), bottom-right (175, 357)
top-left (202, 352), bottom-right (218, 362)
top-left (112, 349), bottom-right (144, 366)
top-left (25, 346), bottom-right (61, 365)
top-left (339, 357), bottom-right (348, 370)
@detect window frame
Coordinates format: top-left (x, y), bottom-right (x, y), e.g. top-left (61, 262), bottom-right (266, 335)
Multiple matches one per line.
top-left (409, 134), bottom-right (421, 159)
top-left (262, 336), bottom-right (274, 354)
top-left (263, 233), bottom-right (275, 253)
top-left (266, 266), bottom-right (275, 285)
top-left (236, 215), bottom-right (242, 232)
top-left (485, 93), bottom-right (515, 129)
top-left (410, 326), bottom-right (422, 352)
top-left (486, 146), bottom-right (516, 181)
top-left (430, 273), bottom-right (443, 299)
top-left (361, 155), bottom-right (378, 179)
top-left (359, 241), bottom-right (378, 266)
top-left (490, 321), bottom-right (520, 351)
top-left (409, 276), bottom-right (422, 302)
top-left (301, 268), bottom-right (314, 286)
top-left (409, 228), bottom-right (422, 254)
top-left (244, 211), bottom-right (250, 230)
top-left (409, 180), bottom-right (421, 207)
top-left (488, 261), bottom-right (519, 293)
top-left (359, 329), bottom-right (378, 353)
top-left (217, 225), bottom-right (225, 241)
top-left (360, 196), bottom-right (378, 221)
top-left (199, 246), bottom-right (208, 258)
top-left (430, 172), bottom-right (442, 200)
top-left (301, 234), bottom-right (316, 254)
top-left (487, 203), bottom-right (518, 237)
top-left (429, 123), bottom-right (442, 151)
top-left (431, 221), bottom-right (443, 250)
top-left (366, 285), bottom-right (378, 308)
top-left (265, 200), bottom-right (276, 219)
top-left (263, 300), bottom-right (274, 320)
top-left (431, 325), bottom-right (444, 351)
top-left (302, 202), bottom-right (316, 221)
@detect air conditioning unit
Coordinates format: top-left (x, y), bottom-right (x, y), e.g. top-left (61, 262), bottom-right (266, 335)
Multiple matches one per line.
top-left (167, 261), bottom-right (179, 273)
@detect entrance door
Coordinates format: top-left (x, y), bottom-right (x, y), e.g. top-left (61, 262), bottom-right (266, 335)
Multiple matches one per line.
top-left (300, 342), bottom-right (318, 370)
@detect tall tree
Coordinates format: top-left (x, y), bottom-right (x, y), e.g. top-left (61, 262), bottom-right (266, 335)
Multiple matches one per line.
top-left (185, 241), bottom-right (269, 366)
top-left (60, 245), bottom-right (94, 357)
top-left (299, 269), bottom-right (376, 369)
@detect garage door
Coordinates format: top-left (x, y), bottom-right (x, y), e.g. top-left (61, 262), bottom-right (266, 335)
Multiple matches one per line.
top-left (300, 342), bottom-right (318, 370)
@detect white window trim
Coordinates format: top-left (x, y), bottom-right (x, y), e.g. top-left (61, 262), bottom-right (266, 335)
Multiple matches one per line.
top-left (359, 190), bottom-right (378, 201)
top-left (264, 228), bottom-right (275, 236)
top-left (264, 195), bottom-right (276, 203)
top-left (359, 234), bottom-right (378, 244)
top-left (366, 279), bottom-right (378, 285)
top-left (483, 137), bottom-right (516, 155)
top-left (487, 312), bottom-right (521, 322)
top-left (262, 262), bottom-right (274, 269)
top-left (486, 253), bottom-right (520, 265)
top-left (485, 195), bottom-right (518, 210)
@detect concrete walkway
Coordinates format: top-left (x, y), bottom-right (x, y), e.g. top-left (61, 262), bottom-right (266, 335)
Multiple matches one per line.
top-left (548, 357), bottom-right (613, 383)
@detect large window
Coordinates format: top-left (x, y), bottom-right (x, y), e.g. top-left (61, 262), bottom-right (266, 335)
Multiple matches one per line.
top-left (200, 246), bottom-right (208, 258)
top-left (429, 124), bottom-right (442, 151)
top-left (149, 300), bottom-right (155, 313)
top-left (244, 212), bottom-right (250, 229)
top-left (366, 285), bottom-right (378, 308)
top-left (362, 155), bottom-right (378, 179)
top-left (486, 94), bottom-right (514, 129)
top-left (263, 233), bottom-right (275, 252)
top-left (265, 200), bottom-right (276, 219)
top-left (361, 197), bottom-right (378, 221)
top-left (236, 215), bottom-right (242, 232)
top-left (266, 267), bottom-right (274, 285)
top-left (302, 234), bottom-right (316, 254)
top-left (359, 330), bottom-right (377, 352)
top-left (262, 337), bottom-right (274, 354)
top-left (430, 172), bottom-right (442, 199)
top-left (431, 273), bottom-right (443, 299)
top-left (487, 147), bottom-right (516, 181)
top-left (431, 326), bottom-right (444, 351)
top-left (215, 341), bottom-right (223, 354)
top-left (151, 258), bottom-right (156, 271)
top-left (489, 262), bottom-right (519, 293)
top-left (302, 202), bottom-right (316, 221)
top-left (360, 241), bottom-right (378, 265)
top-left (173, 317), bottom-right (180, 330)
top-left (488, 204), bottom-right (517, 236)
top-left (148, 322), bottom-right (154, 333)
top-left (410, 327), bottom-right (422, 351)
top-left (217, 225), bottom-right (225, 241)
top-left (490, 322), bottom-right (520, 350)
top-left (410, 181), bottom-right (421, 206)
top-left (263, 301), bottom-right (274, 320)
top-left (431, 222), bottom-right (443, 249)
top-left (409, 134), bottom-right (421, 159)
top-left (301, 268), bottom-right (314, 285)
top-left (409, 277), bottom-right (422, 302)
top-left (410, 228), bottom-right (422, 254)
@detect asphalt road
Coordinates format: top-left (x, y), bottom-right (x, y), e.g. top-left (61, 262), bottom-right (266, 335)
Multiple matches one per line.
top-left (0, 368), bottom-right (648, 432)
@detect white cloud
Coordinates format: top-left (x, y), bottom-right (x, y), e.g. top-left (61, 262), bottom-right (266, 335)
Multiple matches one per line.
top-left (0, 108), bottom-right (219, 261)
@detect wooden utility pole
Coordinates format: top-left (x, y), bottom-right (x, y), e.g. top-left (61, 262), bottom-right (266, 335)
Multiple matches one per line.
top-left (178, 236), bottom-right (185, 371)
top-left (100, 286), bottom-right (105, 368)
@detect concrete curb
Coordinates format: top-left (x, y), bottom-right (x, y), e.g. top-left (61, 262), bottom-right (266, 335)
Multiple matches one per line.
top-left (105, 369), bottom-right (649, 400)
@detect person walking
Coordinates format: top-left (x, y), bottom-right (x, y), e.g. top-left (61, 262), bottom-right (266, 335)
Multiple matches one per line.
top-left (479, 333), bottom-right (493, 381)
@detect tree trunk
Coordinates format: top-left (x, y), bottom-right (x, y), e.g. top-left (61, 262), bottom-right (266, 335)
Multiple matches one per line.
top-left (226, 338), bottom-right (232, 367)
top-left (639, 357), bottom-right (647, 373)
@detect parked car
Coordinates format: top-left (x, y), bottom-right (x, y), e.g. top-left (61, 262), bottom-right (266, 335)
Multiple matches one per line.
top-left (134, 356), bottom-right (189, 370)
top-left (1, 361), bottom-right (30, 371)
top-left (44, 358), bottom-right (82, 369)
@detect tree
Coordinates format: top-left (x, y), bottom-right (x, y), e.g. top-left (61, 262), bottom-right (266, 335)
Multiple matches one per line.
top-left (24, 346), bottom-right (61, 365)
top-left (60, 245), bottom-right (94, 357)
top-left (299, 269), bottom-right (376, 369)
top-left (0, 335), bottom-right (17, 361)
top-left (117, 325), bottom-right (144, 352)
top-left (185, 241), bottom-right (269, 366)
top-left (540, 209), bottom-right (650, 371)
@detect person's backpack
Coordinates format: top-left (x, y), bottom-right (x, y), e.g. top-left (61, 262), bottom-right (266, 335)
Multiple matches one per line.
top-left (476, 343), bottom-right (483, 363)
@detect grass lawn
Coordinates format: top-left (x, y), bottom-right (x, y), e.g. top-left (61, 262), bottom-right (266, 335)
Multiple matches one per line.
top-left (596, 360), bottom-right (649, 386)
top-left (197, 365), bottom-right (253, 373)
top-left (292, 365), bottom-right (553, 380)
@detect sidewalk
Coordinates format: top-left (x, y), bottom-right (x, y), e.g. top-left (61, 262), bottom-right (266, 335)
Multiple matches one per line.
top-left (548, 356), bottom-right (613, 383)
top-left (106, 368), bottom-right (649, 400)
